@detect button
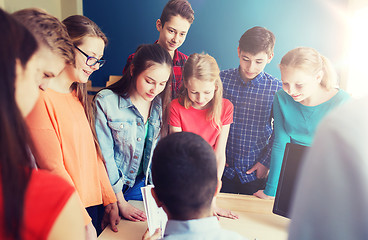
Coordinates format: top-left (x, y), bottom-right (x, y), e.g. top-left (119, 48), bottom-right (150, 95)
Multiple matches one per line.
top-left (133, 155), bottom-right (138, 159)
top-left (119, 124), bottom-right (124, 129)
top-left (137, 122), bottom-right (141, 126)
top-left (130, 170), bottom-right (134, 173)
top-left (137, 137), bottom-right (142, 142)
top-left (126, 181), bottom-right (130, 184)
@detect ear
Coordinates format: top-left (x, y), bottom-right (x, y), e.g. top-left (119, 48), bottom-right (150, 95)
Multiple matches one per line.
top-left (237, 47), bottom-right (241, 59)
top-left (316, 70), bottom-right (324, 83)
top-left (267, 52), bottom-right (274, 63)
top-left (156, 19), bottom-right (162, 32)
top-left (130, 64), bottom-right (134, 76)
top-left (213, 179), bottom-right (222, 198)
top-left (151, 187), bottom-right (164, 208)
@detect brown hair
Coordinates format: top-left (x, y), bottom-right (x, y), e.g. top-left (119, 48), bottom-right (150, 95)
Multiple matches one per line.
top-left (239, 26), bottom-right (275, 56)
top-left (280, 47), bottom-right (337, 90)
top-left (0, 8), bottom-right (38, 240)
top-left (179, 53), bottom-right (223, 130)
top-left (160, 0), bottom-right (194, 26)
top-left (62, 15), bottom-right (107, 159)
top-left (12, 8), bottom-right (75, 65)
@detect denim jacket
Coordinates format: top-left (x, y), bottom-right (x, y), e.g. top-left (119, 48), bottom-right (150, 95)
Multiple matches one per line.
top-left (95, 89), bottom-right (162, 193)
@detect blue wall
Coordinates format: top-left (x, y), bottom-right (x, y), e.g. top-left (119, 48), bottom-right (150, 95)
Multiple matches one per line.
top-left (83, 0), bottom-right (348, 87)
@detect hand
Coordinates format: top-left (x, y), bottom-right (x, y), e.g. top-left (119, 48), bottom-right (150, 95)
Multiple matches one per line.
top-left (142, 228), bottom-right (161, 240)
top-left (118, 200), bottom-right (147, 222)
top-left (253, 190), bottom-right (275, 200)
top-left (213, 206), bottom-right (239, 220)
top-left (102, 202), bottom-right (120, 232)
top-left (246, 162), bottom-right (269, 179)
top-left (85, 222), bottom-right (97, 240)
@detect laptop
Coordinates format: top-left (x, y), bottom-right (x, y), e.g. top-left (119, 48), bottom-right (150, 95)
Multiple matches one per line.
top-left (273, 143), bottom-right (309, 218)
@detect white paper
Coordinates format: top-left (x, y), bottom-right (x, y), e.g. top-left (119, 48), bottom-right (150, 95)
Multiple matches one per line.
top-left (141, 185), bottom-right (168, 239)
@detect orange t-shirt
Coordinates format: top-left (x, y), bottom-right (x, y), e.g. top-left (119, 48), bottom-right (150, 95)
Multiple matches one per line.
top-left (169, 98), bottom-right (234, 148)
top-left (26, 89), bottom-right (116, 224)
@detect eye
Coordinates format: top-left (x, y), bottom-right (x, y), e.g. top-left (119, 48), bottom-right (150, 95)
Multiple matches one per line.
top-left (190, 91), bottom-right (197, 94)
top-left (296, 84), bottom-right (303, 88)
top-left (180, 33), bottom-right (186, 37)
top-left (43, 73), bottom-right (53, 78)
top-left (242, 58), bottom-right (249, 62)
top-left (160, 81), bottom-right (167, 86)
top-left (169, 29), bottom-right (174, 33)
top-left (256, 61), bottom-right (263, 64)
top-left (282, 82), bottom-right (289, 87)
top-left (146, 79), bottom-right (154, 84)
top-left (204, 91), bottom-right (212, 95)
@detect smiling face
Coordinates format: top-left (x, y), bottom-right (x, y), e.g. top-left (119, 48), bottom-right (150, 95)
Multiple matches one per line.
top-left (156, 15), bottom-right (191, 56)
top-left (74, 36), bottom-right (105, 83)
top-left (186, 77), bottom-right (216, 110)
top-left (238, 49), bottom-right (273, 81)
top-left (281, 67), bottom-right (323, 104)
top-left (133, 63), bottom-right (171, 102)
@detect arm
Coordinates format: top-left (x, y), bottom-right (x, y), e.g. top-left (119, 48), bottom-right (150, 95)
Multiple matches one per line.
top-left (169, 125), bottom-right (182, 134)
top-left (47, 193), bottom-right (86, 240)
top-left (214, 124), bottom-right (230, 179)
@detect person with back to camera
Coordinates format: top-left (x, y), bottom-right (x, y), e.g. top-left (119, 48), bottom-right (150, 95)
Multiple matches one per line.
top-left (0, 8), bottom-right (84, 239)
top-left (169, 52), bottom-right (238, 219)
top-left (25, 13), bottom-right (119, 238)
top-left (95, 44), bottom-right (172, 223)
top-left (122, 0), bottom-right (194, 98)
top-left (288, 95), bottom-right (368, 240)
top-left (220, 26), bottom-right (282, 196)
top-left (143, 132), bottom-right (246, 240)
top-left (254, 47), bottom-right (351, 199)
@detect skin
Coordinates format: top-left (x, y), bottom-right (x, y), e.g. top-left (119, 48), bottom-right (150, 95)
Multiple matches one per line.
top-left (118, 63), bottom-right (171, 222)
top-left (237, 48), bottom-right (273, 83)
top-left (156, 15), bottom-right (191, 58)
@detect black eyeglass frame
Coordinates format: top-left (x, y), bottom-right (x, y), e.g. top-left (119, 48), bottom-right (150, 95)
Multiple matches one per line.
top-left (74, 45), bottom-right (106, 67)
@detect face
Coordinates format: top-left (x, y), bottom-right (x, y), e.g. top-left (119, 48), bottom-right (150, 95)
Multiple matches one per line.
top-left (133, 63), bottom-right (171, 102)
top-left (74, 36), bottom-right (105, 83)
top-left (15, 51), bottom-right (45, 117)
top-left (37, 46), bottom-right (66, 90)
top-left (281, 67), bottom-right (322, 104)
top-left (156, 15), bottom-right (191, 56)
top-left (186, 77), bottom-right (216, 110)
top-left (238, 49), bottom-right (273, 81)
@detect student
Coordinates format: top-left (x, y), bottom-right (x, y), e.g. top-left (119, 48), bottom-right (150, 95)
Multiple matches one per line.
top-left (145, 132), bottom-right (245, 239)
top-left (288, 96), bottom-right (368, 240)
top-left (255, 47), bottom-right (351, 199)
top-left (95, 44), bottom-right (172, 222)
top-left (169, 53), bottom-right (233, 179)
top-left (25, 14), bottom-right (119, 237)
top-left (122, 0), bottom-right (194, 98)
top-left (0, 8), bottom-right (84, 239)
top-left (12, 8), bottom-right (73, 91)
top-left (220, 26), bottom-right (282, 195)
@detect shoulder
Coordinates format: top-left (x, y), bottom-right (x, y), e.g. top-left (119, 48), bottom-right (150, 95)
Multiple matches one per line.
top-left (95, 89), bottom-right (118, 101)
top-left (29, 169), bottom-right (74, 195)
top-left (222, 98), bottom-right (234, 110)
top-left (220, 68), bottom-right (238, 78)
top-left (170, 98), bottom-right (184, 109)
top-left (262, 72), bottom-right (282, 86)
top-left (333, 89), bottom-right (351, 102)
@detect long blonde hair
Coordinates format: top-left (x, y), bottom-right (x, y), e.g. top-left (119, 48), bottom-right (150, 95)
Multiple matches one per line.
top-left (280, 47), bottom-right (337, 90)
top-left (179, 53), bottom-right (223, 130)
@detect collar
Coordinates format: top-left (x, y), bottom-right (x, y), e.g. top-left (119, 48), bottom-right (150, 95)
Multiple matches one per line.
top-left (164, 216), bottom-right (220, 236)
top-left (237, 67), bottom-right (265, 87)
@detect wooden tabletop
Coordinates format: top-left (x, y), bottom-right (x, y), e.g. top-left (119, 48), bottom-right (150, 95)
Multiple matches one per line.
top-left (98, 193), bottom-right (290, 240)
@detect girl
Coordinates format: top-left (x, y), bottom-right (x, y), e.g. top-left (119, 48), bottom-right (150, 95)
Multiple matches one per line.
top-left (94, 44), bottom-right (172, 222)
top-left (25, 13), bottom-right (119, 237)
top-left (169, 53), bottom-right (237, 219)
top-left (254, 47), bottom-right (350, 199)
top-left (0, 9), bottom-right (84, 239)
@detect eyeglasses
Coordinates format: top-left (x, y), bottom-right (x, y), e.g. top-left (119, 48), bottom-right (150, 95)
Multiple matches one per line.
top-left (74, 45), bottom-right (106, 68)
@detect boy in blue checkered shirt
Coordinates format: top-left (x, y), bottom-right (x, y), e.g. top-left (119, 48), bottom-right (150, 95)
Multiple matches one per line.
top-left (220, 26), bottom-right (282, 195)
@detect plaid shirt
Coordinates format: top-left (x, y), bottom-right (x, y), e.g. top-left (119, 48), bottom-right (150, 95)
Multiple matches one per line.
top-left (221, 68), bottom-right (282, 184)
top-left (122, 43), bottom-right (188, 99)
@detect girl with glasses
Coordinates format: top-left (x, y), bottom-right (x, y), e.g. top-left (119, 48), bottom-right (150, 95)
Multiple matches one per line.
top-left (24, 12), bottom-right (119, 238)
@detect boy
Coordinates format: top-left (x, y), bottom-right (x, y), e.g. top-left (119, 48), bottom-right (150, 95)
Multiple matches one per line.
top-left (123, 0), bottom-right (194, 98)
top-left (147, 132), bottom-right (245, 239)
top-left (220, 26), bottom-right (282, 195)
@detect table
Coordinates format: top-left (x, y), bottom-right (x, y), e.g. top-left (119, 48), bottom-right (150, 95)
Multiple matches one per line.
top-left (98, 193), bottom-right (290, 240)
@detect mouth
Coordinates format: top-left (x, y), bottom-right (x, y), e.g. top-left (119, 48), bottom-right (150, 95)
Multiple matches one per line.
top-left (291, 94), bottom-right (301, 98)
top-left (146, 93), bottom-right (155, 98)
top-left (168, 42), bottom-right (177, 48)
top-left (83, 69), bottom-right (92, 76)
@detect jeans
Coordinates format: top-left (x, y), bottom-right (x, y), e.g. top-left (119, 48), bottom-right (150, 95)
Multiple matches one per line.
top-left (122, 173), bottom-right (145, 201)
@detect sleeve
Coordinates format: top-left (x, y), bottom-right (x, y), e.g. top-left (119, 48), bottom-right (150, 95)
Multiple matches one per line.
top-left (97, 156), bottom-right (117, 205)
top-left (169, 100), bottom-right (182, 127)
top-left (264, 94), bottom-right (290, 196)
top-left (26, 95), bottom-right (91, 225)
top-left (221, 99), bottom-right (234, 126)
top-left (94, 94), bottom-right (124, 194)
top-left (122, 53), bottom-right (134, 75)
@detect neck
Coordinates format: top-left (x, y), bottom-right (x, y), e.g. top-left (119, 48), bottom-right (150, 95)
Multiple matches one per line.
top-left (300, 86), bottom-right (336, 106)
top-left (158, 42), bottom-right (175, 59)
top-left (239, 69), bottom-right (252, 85)
top-left (48, 65), bottom-right (75, 93)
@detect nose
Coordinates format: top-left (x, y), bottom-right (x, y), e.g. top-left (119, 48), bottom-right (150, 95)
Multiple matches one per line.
top-left (172, 33), bottom-right (179, 43)
top-left (247, 61), bottom-right (256, 72)
top-left (197, 94), bottom-right (205, 103)
top-left (90, 63), bottom-right (100, 71)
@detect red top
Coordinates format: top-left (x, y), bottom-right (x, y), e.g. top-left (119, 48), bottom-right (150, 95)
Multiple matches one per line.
top-left (0, 169), bottom-right (74, 240)
top-left (169, 98), bottom-right (234, 148)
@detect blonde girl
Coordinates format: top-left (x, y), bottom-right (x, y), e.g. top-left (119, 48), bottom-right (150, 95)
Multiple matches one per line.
top-left (254, 47), bottom-right (350, 199)
top-left (24, 12), bottom-right (119, 238)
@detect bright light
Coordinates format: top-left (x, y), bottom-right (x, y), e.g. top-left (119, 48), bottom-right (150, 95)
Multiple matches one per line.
top-left (347, 7), bottom-right (368, 98)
